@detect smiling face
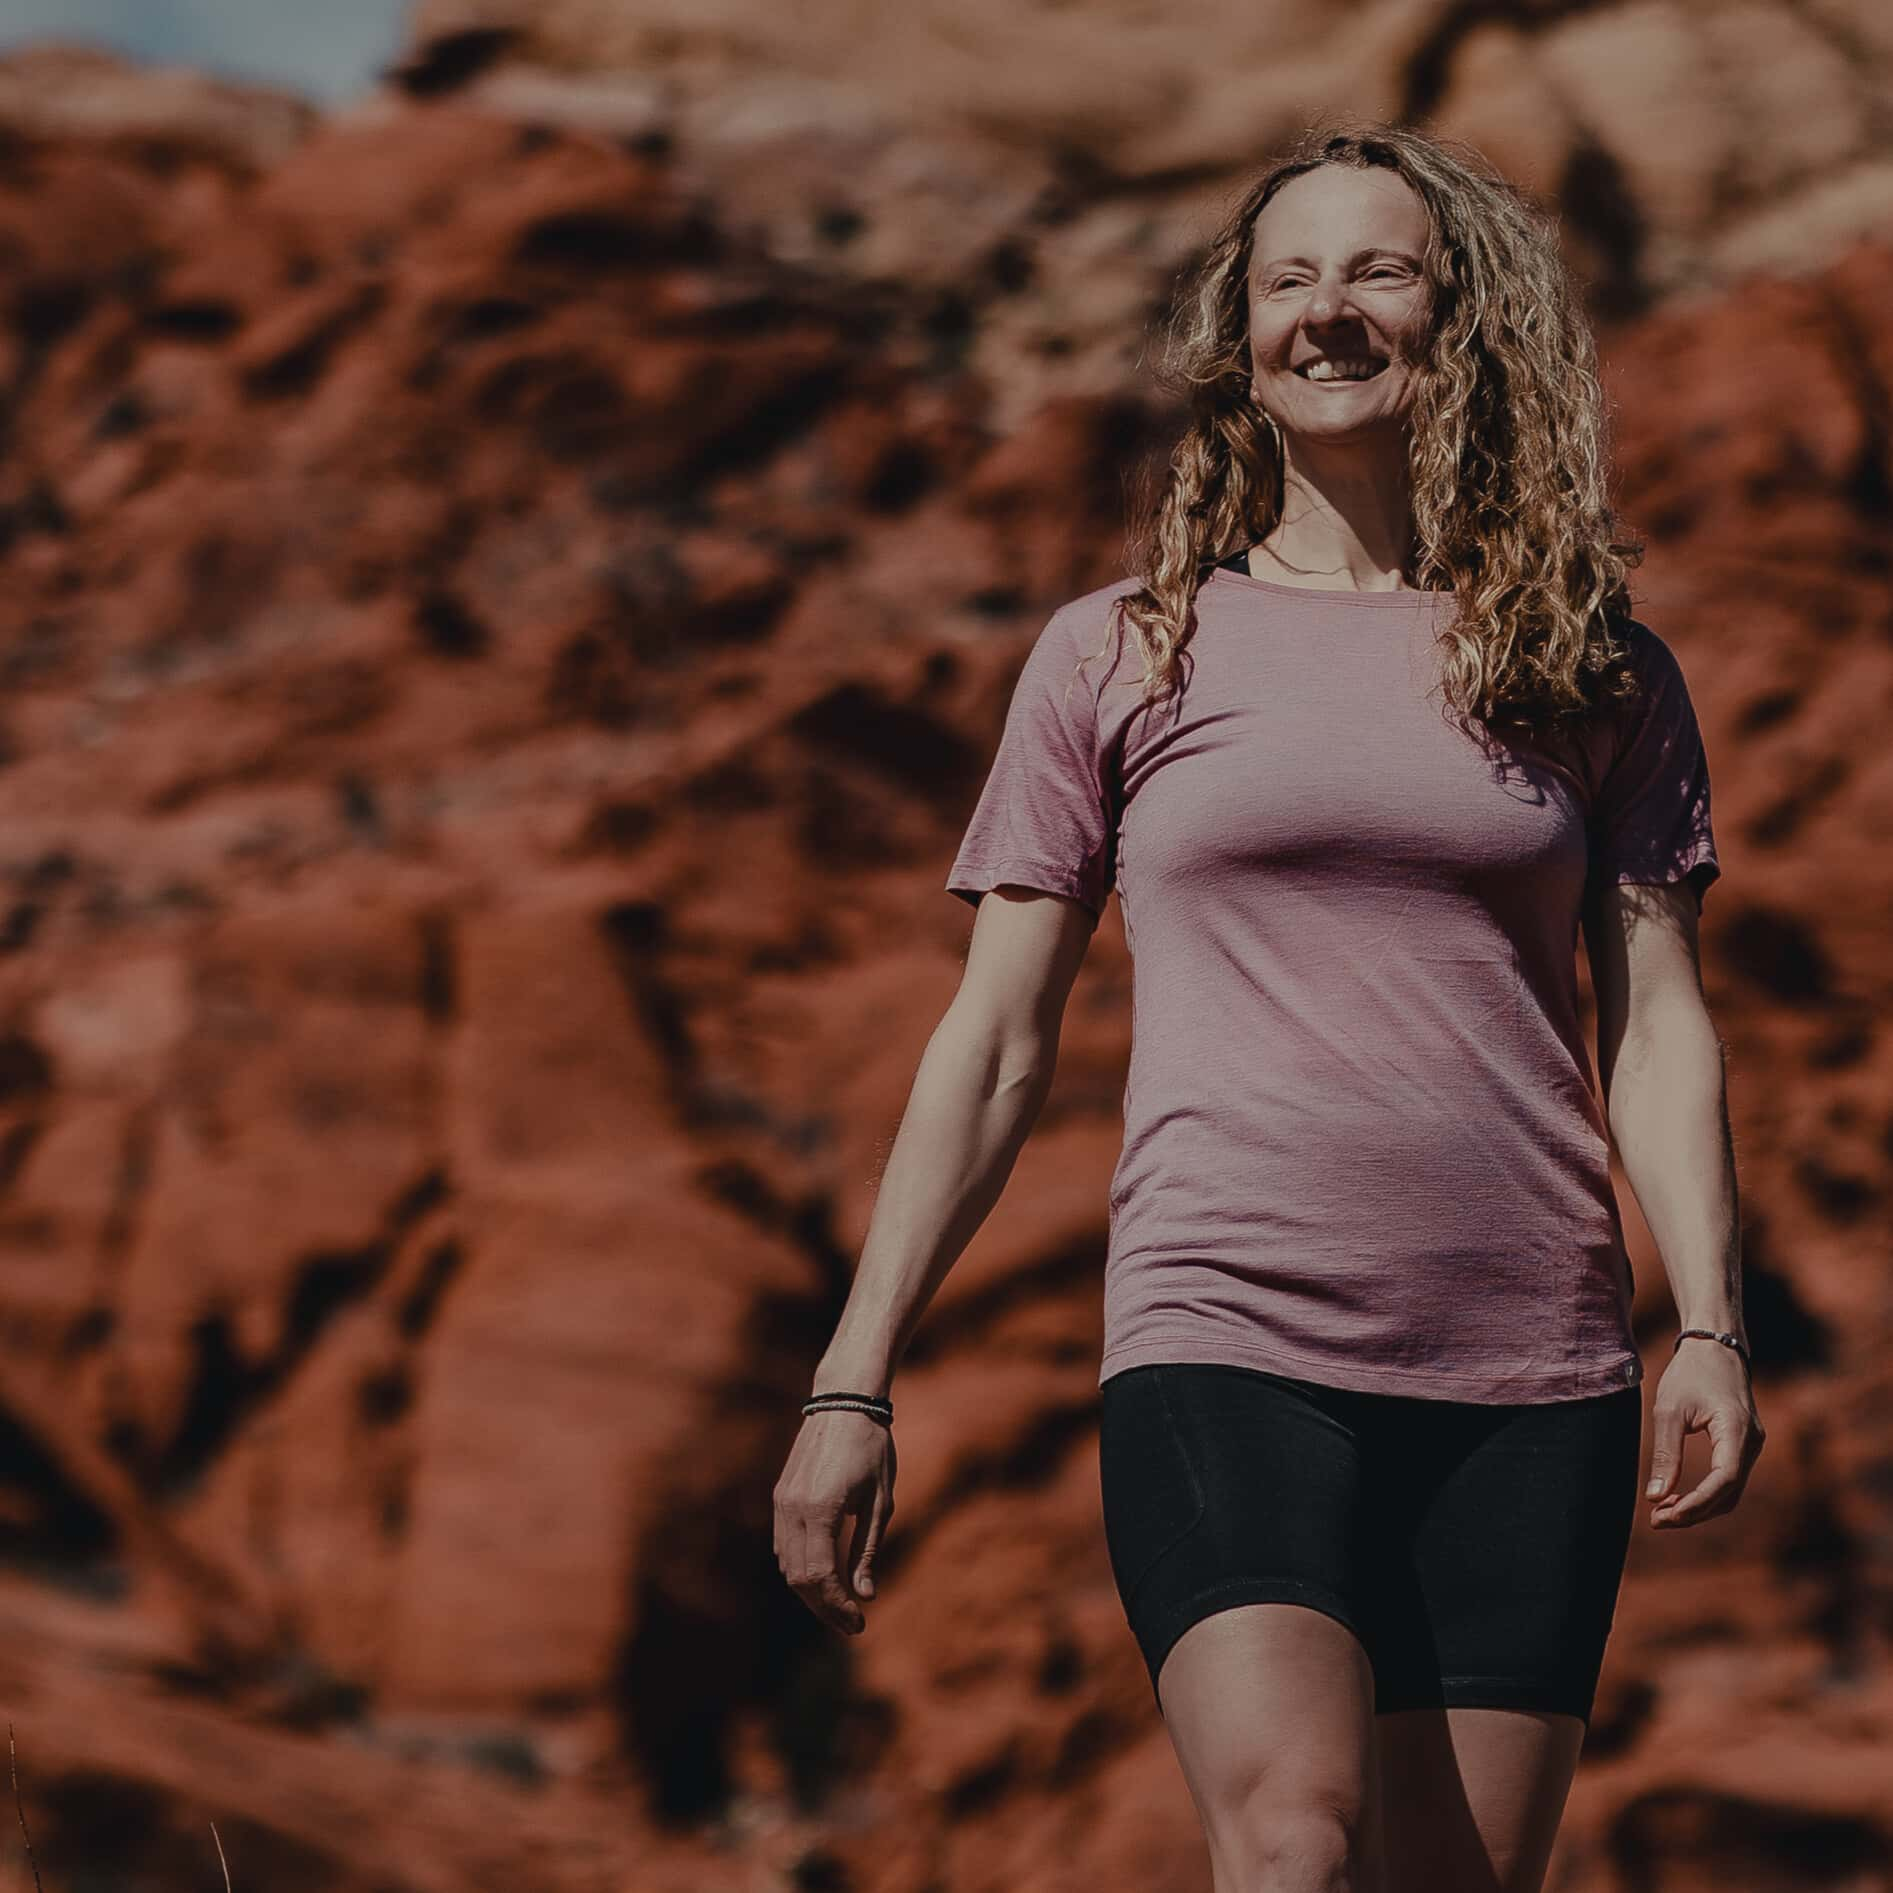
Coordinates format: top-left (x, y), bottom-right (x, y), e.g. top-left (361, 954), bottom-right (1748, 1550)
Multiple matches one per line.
top-left (1246, 164), bottom-right (1435, 442)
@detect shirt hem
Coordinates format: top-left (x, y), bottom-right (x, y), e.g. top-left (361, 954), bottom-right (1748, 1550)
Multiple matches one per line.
top-left (946, 857), bottom-right (1105, 917)
top-left (1097, 1328), bottom-right (1644, 1404)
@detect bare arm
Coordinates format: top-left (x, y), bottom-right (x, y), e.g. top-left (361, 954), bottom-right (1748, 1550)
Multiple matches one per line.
top-left (1584, 879), bottom-right (1741, 1342)
top-left (812, 883), bottom-right (1100, 1400)
top-left (775, 884), bottom-right (1101, 1635)
top-left (1583, 878), bottom-right (1764, 1527)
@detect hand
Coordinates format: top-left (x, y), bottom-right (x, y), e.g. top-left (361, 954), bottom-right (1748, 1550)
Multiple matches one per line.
top-left (773, 1411), bottom-right (898, 1635)
top-left (1646, 1339), bottom-right (1765, 1529)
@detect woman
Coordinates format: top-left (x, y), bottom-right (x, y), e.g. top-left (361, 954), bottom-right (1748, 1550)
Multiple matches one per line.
top-left (775, 118), bottom-right (1764, 1893)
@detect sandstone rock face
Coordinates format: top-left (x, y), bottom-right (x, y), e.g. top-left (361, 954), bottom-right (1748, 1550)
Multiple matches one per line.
top-left (0, 27), bottom-right (1886, 1893)
top-left (409, 0), bottom-right (1893, 315)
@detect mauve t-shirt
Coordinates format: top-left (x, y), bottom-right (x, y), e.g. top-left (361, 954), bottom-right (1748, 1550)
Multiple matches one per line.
top-left (945, 556), bottom-right (1721, 1403)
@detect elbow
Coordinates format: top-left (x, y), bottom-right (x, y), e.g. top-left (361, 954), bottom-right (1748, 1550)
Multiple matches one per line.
top-left (1616, 990), bottom-right (1720, 1072)
top-left (1602, 1005), bottom-right (1724, 1126)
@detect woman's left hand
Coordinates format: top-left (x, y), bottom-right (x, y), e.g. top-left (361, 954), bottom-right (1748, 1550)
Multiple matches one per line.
top-left (1645, 1341), bottom-right (1765, 1528)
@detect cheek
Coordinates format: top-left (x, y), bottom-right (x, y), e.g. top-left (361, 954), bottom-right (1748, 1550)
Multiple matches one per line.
top-left (1248, 307), bottom-right (1295, 353)
top-left (1394, 308), bottom-right (1434, 358)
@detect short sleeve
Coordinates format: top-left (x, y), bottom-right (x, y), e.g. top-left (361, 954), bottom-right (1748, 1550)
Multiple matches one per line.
top-left (946, 607), bottom-right (1118, 918)
top-left (1588, 623), bottom-right (1721, 913)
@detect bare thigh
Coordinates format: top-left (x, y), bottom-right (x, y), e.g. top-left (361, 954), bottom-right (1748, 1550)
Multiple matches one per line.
top-left (1158, 1601), bottom-right (1390, 1893)
top-left (1378, 1706), bottom-right (1586, 1893)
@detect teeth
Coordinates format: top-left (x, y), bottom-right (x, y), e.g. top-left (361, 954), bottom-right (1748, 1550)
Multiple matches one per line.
top-left (1301, 359), bottom-right (1383, 381)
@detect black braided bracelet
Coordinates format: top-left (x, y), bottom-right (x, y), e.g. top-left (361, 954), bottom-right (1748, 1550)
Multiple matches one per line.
top-left (1673, 1328), bottom-right (1750, 1370)
top-left (803, 1391), bottom-right (893, 1427)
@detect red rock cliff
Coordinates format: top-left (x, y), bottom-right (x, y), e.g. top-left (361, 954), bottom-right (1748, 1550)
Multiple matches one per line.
top-left (0, 15), bottom-right (1888, 1890)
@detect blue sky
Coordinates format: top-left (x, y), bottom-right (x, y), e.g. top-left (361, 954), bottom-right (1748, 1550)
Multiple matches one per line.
top-left (0, 0), bottom-right (414, 105)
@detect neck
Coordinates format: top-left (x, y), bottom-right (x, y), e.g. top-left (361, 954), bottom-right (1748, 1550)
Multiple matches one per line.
top-left (1255, 431), bottom-right (1416, 589)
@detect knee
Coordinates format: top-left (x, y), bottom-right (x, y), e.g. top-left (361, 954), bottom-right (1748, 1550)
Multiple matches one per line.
top-left (1218, 1799), bottom-right (1370, 1893)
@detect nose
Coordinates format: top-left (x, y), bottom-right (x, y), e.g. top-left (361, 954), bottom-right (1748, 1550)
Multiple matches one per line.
top-left (1304, 274), bottom-right (1356, 323)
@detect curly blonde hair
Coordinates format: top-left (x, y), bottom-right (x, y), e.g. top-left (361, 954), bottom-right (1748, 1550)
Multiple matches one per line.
top-left (1089, 113), bottom-right (1647, 738)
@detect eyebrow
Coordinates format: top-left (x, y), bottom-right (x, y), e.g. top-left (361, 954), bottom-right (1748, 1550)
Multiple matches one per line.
top-left (1254, 247), bottom-right (1423, 273)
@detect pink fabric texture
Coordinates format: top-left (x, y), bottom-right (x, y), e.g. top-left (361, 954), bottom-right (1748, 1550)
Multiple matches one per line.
top-left (946, 565), bottom-right (1721, 1402)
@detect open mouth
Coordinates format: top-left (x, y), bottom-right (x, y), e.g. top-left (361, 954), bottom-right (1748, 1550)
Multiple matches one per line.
top-left (1293, 358), bottom-right (1388, 382)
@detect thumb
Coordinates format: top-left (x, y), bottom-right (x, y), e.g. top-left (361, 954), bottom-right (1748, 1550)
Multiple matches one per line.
top-left (1646, 1406), bottom-right (1684, 1497)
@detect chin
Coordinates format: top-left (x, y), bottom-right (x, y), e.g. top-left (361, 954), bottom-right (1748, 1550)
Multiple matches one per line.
top-left (1300, 394), bottom-right (1409, 425)
top-left (1290, 405), bottom-right (1394, 429)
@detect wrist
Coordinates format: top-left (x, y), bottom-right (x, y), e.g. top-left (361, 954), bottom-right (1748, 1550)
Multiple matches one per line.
top-left (1675, 1319), bottom-right (1746, 1348)
top-left (812, 1360), bottom-right (893, 1402)
top-left (1673, 1328), bottom-right (1751, 1370)
top-left (803, 1390), bottom-right (893, 1428)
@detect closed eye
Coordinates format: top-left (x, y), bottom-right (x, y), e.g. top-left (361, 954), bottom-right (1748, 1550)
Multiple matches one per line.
top-left (1264, 266), bottom-right (1414, 291)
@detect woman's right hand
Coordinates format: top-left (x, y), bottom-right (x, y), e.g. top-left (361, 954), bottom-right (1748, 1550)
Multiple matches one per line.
top-left (774, 1410), bottom-right (897, 1636)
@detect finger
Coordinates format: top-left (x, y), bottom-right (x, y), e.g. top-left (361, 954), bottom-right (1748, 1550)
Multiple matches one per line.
top-left (1655, 1459), bottom-right (1743, 1523)
top-left (789, 1509), bottom-right (863, 1634)
top-left (804, 1519), bottom-right (863, 1634)
top-left (1645, 1402), bottom-right (1689, 1500)
top-left (850, 1488), bottom-right (891, 1599)
top-left (785, 1509), bottom-right (813, 1603)
top-left (825, 1508), bottom-right (867, 1630)
top-left (1653, 1410), bottom-right (1749, 1523)
top-left (1654, 1478), bottom-right (1733, 1526)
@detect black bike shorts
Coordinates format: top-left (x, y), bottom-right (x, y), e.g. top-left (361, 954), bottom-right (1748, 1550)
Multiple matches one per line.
top-left (1098, 1360), bottom-right (1643, 1725)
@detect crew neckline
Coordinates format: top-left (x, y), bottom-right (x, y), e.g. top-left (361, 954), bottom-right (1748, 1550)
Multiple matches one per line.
top-left (1208, 554), bottom-right (1450, 609)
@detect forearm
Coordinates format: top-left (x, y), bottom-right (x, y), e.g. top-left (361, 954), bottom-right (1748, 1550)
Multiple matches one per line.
top-left (812, 1003), bottom-right (1055, 1400)
top-left (1605, 1003), bottom-right (1744, 1339)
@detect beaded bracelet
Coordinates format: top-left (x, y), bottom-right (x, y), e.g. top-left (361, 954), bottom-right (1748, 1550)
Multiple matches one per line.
top-left (803, 1390), bottom-right (893, 1428)
top-left (1673, 1328), bottom-right (1750, 1370)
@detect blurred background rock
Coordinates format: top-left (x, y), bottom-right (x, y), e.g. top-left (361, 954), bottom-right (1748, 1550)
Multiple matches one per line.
top-left (0, 3), bottom-right (1887, 1888)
